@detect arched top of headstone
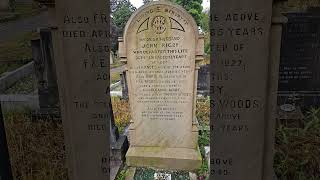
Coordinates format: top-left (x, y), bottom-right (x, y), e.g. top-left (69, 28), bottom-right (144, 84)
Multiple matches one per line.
top-left (123, 0), bottom-right (199, 46)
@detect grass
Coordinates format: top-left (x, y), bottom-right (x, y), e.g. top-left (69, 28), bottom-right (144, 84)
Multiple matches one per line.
top-left (111, 97), bottom-right (131, 134)
top-left (116, 168), bottom-right (128, 180)
top-left (111, 72), bottom-right (121, 84)
top-left (196, 97), bottom-right (210, 126)
top-left (0, 32), bottom-right (37, 63)
top-left (0, 61), bottom-right (28, 76)
top-left (274, 108), bottom-right (320, 180)
top-left (111, 60), bottom-right (124, 69)
top-left (196, 97), bottom-right (210, 179)
top-left (4, 74), bottom-right (37, 94)
top-left (0, 32), bottom-right (37, 77)
top-left (3, 109), bottom-right (67, 180)
top-left (12, 3), bottom-right (44, 18)
top-left (0, 2), bottom-right (45, 22)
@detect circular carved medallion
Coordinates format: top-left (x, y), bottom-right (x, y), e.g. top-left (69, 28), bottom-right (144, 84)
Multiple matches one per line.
top-left (151, 16), bottom-right (167, 34)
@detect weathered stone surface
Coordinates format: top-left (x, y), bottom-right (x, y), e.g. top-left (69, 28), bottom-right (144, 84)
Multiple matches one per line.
top-left (120, 1), bottom-right (203, 170)
top-left (0, 62), bottom-right (34, 93)
top-left (126, 147), bottom-right (202, 171)
top-left (53, 0), bottom-right (110, 179)
top-left (210, 0), bottom-right (279, 179)
top-left (0, 94), bottom-right (39, 110)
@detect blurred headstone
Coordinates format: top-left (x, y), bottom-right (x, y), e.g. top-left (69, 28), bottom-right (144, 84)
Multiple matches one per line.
top-left (278, 12), bottom-right (320, 110)
top-left (120, 70), bottom-right (128, 100)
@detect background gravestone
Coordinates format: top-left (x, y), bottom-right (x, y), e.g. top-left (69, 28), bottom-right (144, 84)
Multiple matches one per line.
top-left (197, 64), bottom-right (210, 96)
top-left (120, 70), bottom-right (128, 100)
top-left (31, 28), bottom-right (59, 110)
top-left (52, 0), bottom-right (110, 179)
top-left (210, 0), bottom-right (281, 179)
top-left (120, 1), bottom-right (204, 170)
top-left (278, 11), bottom-right (320, 109)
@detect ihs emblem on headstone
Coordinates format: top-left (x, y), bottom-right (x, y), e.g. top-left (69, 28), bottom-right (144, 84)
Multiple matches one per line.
top-left (151, 16), bottom-right (167, 34)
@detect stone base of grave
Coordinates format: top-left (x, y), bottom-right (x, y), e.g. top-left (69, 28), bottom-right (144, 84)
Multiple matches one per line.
top-left (111, 135), bottom-right (129, 161)
top-left (126, 146), bottom-right (202, 171)
top-left (110, 160), bottom-right (122, 180)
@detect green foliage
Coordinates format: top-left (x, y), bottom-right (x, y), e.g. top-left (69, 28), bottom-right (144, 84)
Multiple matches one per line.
top-left (200, 10), bottom-right (209, 33)
top-left (198, 127), bottom-right (210, 148)
top-left (111, 72), bottom-right (121, 84)
top-left (0, 32), bottom-right (36, 62)
top-left (4, 74), bottom-right (36, 94)
top-left (274, 108), bottom-right (320, 179)
top-left (116, 169), bottom-right (127, 180)
top-left (197, 159), bottom-right (209, 178)
top-left (111, 97), bottom-right (131, 134)
top-left (196, 97), bottom-right (210, 125)
top-left (197, 129), bottom-right (209, 179)
top-left (172, 0), bottom-right (203, 26)
top-left (134, 168), bottom-right (156, 179)
top-left (112, 0), bottom-right (136, 33)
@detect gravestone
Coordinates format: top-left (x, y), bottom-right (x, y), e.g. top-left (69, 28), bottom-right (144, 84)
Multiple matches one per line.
top-left (211, 1), bottom-right (285, 179)
top-left (197, 64), bottom-right (210, 96)
top-left (0, 104), bottom-right (13, 180)
top-left (52, 0), bottom-right (110, 179)
top-left (31, 28), bottom-right (59, 110)
top-left (278, 12), bottom-right (320, 109)
top-left (110, 52), bottom-right (114, 64)
top-left (120, 70), bottom-right (128, 100)
top-left (119, 1), bottom-right (204, 170)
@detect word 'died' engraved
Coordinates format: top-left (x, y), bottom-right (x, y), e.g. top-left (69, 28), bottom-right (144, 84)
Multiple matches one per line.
top-left (62, 30), bottom-right (109, 38)
top-left (88, 124), bottom-right (106, 131)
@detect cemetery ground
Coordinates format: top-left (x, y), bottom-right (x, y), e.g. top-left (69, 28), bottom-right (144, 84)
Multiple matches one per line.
top-left (0, 31), bottom-right (36, 68)
top-left (2, 97), bottom-right (319, 180)
top-left (0, 1), bottom-right (45, 23)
